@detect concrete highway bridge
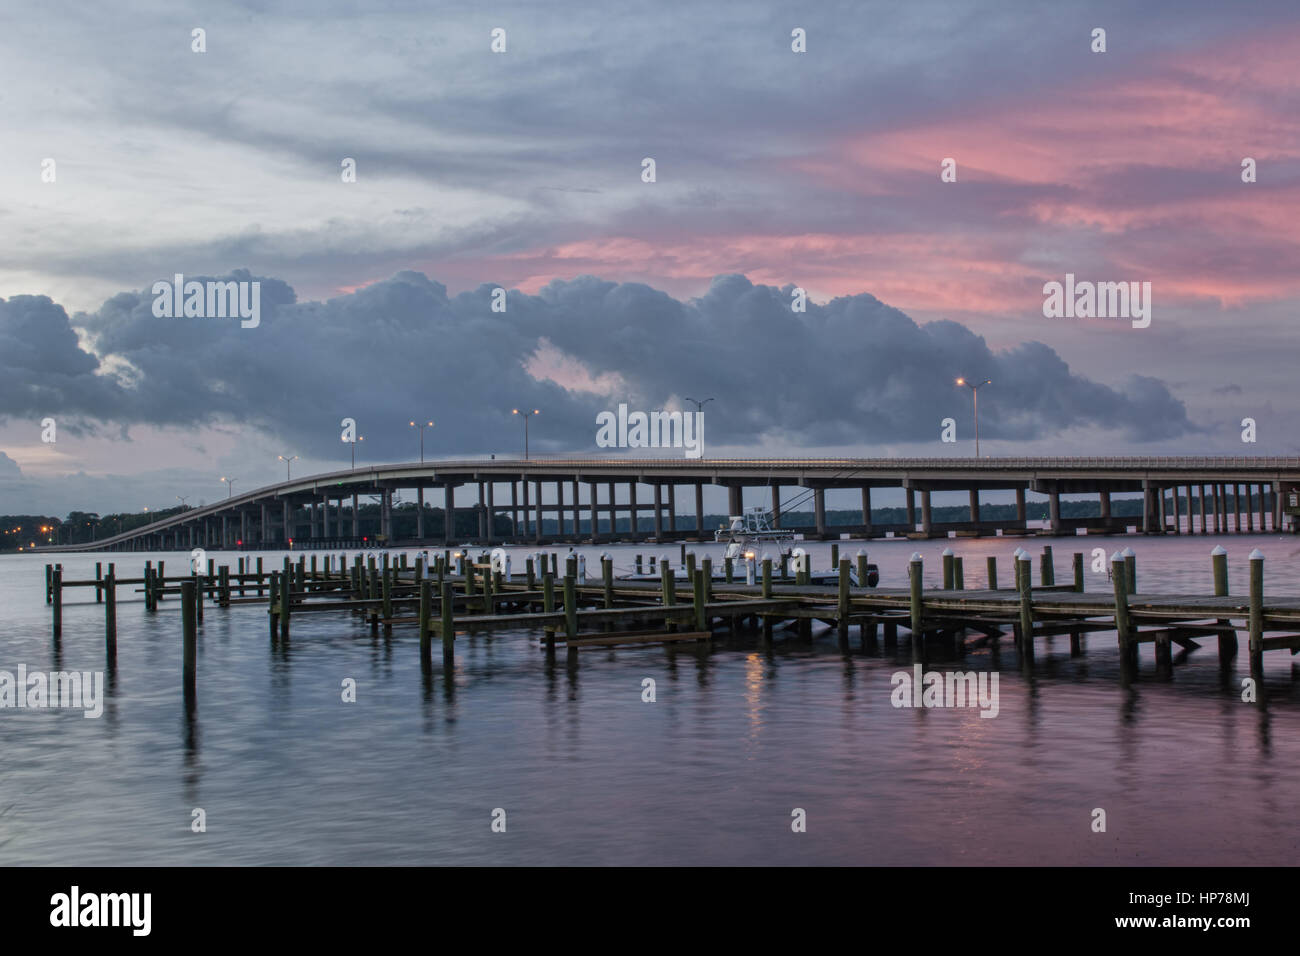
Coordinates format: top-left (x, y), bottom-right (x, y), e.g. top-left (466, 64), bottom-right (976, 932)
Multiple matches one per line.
top-left (37, 456), bottom-right (1300, 553)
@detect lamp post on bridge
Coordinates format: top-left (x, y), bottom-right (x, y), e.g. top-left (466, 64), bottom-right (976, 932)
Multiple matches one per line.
top-left (955, 378), bottom-right (991, 458)
top-left (409, 420), bottom-right (434, 463)
top-left (512, 408), bottom-right (539, 460)
top-left (278, 455), bottom-right (299, 481)
top-left (221, 476), bottom-right (237, 498)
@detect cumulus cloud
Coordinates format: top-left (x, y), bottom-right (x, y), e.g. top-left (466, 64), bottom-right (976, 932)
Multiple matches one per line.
top-left (0, 271), bottom-right (1197, 458)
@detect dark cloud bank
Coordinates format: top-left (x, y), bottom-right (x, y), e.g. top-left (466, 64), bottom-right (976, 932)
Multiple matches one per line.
top-left (0, 271), bottom-right (1195, 458)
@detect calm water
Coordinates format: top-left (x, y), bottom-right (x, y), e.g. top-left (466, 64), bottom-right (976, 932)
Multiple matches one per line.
top-left (2, 532), bottom-right (1298, 866)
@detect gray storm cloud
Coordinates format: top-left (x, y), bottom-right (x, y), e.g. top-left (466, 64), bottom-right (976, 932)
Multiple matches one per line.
top-left (0, 271), bottom-right (1196, 457)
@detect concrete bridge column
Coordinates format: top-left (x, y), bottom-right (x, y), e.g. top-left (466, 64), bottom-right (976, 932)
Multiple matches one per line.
top-left (222, 514), bottom-right (229, 549)
top-left (554, 482), bottom-right (565, 537)
top-left (416, 488), bottom-right (425, 540)
top-left (485, 484), bottom-right (495, 543)
top-left (1170, 487), bottom-right (1181, 534)
top-left (1157, 485), bottom-right (1167, 531)
top-left (770, 486), bottom-right (780, 528)
top-left (322, 497), bottom-right (331, 538)
top-left (1099, 491), bottom-right (1111, 523)
top-left (1245, 485), bottom-right (1254, 532)
top-left (1049, 490), bottom-right (1062, 534)
top-left (1259, 483), bottom-right (1269, 531)
top-left (1015, 487), bottom-right (1026, 525)
top-left (920, 490), bottom-right (932, 536)
top-left (728, 486), bottom-right (743, 517)
top-left (861, 487), bottom-right (872, 533)
top-left (1233, 484), bottom-right (1242, 533)
top-left (608, 481), bottom-right (617, 537)
top-left (629, 482), bottom-right (639, 541)
top-left (814, 488), bottom-right (826, 538)
top-left (477, 491), bottom-right (487, 542)
top-left (189, 525), bottom-right (195, 548)
top-left (1141, 481), bottom-right (1154, 533)
top-left (534, 480), bottom-right (544, 542)
top-left (241, 511), bottom-right (248, 547)
top-left (571, 479), bottom-right (580, 537)
top-left (1211, 484), bottom-right (1221, 533)
top-left (969, 488), bottom-right (980, 524)
top-left (668, 484), bottom-right (677, 534)
top-left (1274, 481), bottom-right (1283, 531)
top-left (444, 484), bottom-right (458, 545)
top-left (694, 483), bottom-right (704, 536)
top-left (510, 482), bottom-right (520, 537)
top-left (282, 500), bottom-right (292, 545)
top-left (653, 484), bottom-right (663, 540)
top-left (310, 502), bottom-right (319, 539)
top-left (351, 493), bottom-right (359, 539)
top-left (521, 481), bottom-right (530, 538)
top-left (906, 489), bottom-right (917, 529)
top-left (1198, 485), bottom-right (1207, 533)
top-left (588, 482), bottom-right (599, 541)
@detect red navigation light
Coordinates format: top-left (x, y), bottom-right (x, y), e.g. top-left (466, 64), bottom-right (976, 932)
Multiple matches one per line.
top-left (236, 539), bottom-right (243, 547)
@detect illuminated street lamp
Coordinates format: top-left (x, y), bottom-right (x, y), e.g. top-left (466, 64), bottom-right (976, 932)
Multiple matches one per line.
top-left (684, 397), bottom-right (714, 414)
top-left (346, 434), bottom-right (365, 468)
top-left (512, 408), bottom-right (540, 460)
top-left (278, 454), bottom-right (299, 481)
top-left (221, 476), bottom-right (238, 498)
top-left (409, 420), bottom-right (434, 463)
top-left (955, 378), bottom-right (992, 457)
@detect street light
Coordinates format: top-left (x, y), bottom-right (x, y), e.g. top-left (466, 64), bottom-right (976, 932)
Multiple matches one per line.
top-left (955, 378), bottom-right (992, 457)
top-left (346, 435), bottom-right (364, 468)
top-left (685, 397), bottom-right (715, 414)
top-left (177, 495), bottom-right (189, 509)
top-left (409, 420), bottom-right (434, 463)
top-left (221, 476), bottom-right (238, 498)
top-left (512, 408), bottom-right (540, 459)
top-left (278, 454), bottom-right (299, 480)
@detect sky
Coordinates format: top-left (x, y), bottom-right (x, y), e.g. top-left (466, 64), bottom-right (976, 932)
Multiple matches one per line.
top-left (1, 0), bottom-right (1299, 515)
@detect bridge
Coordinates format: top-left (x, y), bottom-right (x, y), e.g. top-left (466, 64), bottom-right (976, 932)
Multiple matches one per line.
top-left (38, 456), bottom-right (1300, 552)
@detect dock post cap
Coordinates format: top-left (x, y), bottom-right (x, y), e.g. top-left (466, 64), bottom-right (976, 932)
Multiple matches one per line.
top-left (910, 552), bottom-right (922, 562)
top-left (1110, 551), bottom-right (1124, 563)
top-left (942, 547), bottom-right (954, 556)
top-left (1018, 552), bottom-right (1031, 563)
top-left (1249, 548), bottom-right (1265, 560)
top-left (1121, 546), bottom-right (1136, 557)
top-left (1012, 547), bottom-right (1025, 558)
top-left (1211, 545), bottom-right (1228, 555)
top-left (856, 548), bottom-right (866, 556)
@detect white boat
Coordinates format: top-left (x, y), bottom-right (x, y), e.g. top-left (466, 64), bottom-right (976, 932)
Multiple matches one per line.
top-left (714, 508), bottom-right (797, 548)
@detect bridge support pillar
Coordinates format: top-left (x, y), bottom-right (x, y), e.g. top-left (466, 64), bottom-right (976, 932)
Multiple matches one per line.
top-left (629, 481), bottom-right (639, 541)
top-left (668, 484), bottom-right (677, 534)
top-left (416, 488), bottom-right (425, 540)
top-left (222, 514), bottom-right (229, 549)
top-left (861, 486), bottom-right (872, 535)
top-left (535, 481), bottom-right (544, 542)
top-left (587, 482), bottom-right (599, 542)
top-left (920, 490), bottom-right (932, 536)
top-left (814, 488), bottom-right (826, 538)
top-left (694, 483), bottom-right (704, 537)
top-left (485, 484), bottom-right (494, 543)
top-left (521, 480), bottom-right (530, 538)
top-left (771, 486), bottom-right (780, 528)
top-left (728, 486), bottom-right (743, 518)
top-left (1233, 484), bottom-right (1242, 533)
top-left (574, 478), bottom-right (585, 538)
top-left (1274, 481), bottom-right (1284, 531)
top-left (1049, 490), bottom-right (1062, 534)
top-left (444, 484), bottom-right (458, 545)
top-left (283, 500), bottom-right (292, 545)
top-left (654, 484), bottom-right (663, 540)
top-left (969, 488), bottom-right (980, 525)
top-left (906, 488), bottom-right (916, 529)
top-left (1015, 487), bottom-right (1026, 526)
top-left (511, 481), bottom-right (520, 537)
top-left (608, 481), bottom-right (617, 538)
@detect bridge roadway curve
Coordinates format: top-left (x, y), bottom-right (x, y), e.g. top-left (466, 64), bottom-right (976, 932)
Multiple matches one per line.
top-left (38, 456), bottom-right (1300, 552)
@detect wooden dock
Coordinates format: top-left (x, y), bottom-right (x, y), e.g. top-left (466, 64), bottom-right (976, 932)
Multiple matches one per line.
top-left (41, 545), bottom-right (1296, 702)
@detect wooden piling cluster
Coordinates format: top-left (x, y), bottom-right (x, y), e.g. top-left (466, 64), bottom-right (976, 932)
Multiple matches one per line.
top-left (39, 542), bottom-right (1298, 706)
